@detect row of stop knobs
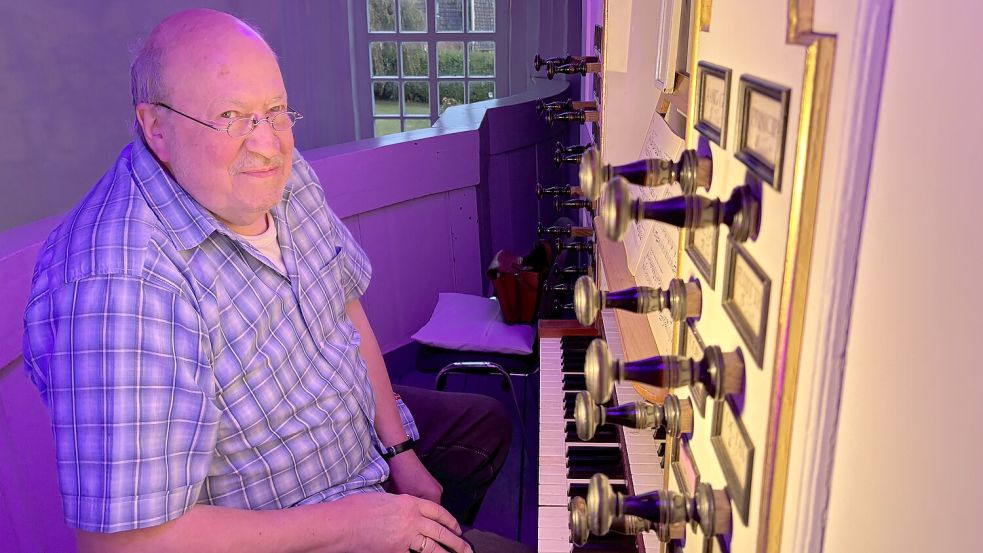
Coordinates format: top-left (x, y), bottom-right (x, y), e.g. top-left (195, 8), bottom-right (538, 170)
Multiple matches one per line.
top-left (536, 145), bottom-right (763, 245)
top-left (569, 276), bottom-right (744, 545)
top-left (571, 375), bottom-right (735, 545)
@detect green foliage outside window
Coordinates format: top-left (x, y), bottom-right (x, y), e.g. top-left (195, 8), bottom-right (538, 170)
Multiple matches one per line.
top-left (368, 0), bottom-right (395, 31)
top-left (468, 49), bottom-right (494, 76)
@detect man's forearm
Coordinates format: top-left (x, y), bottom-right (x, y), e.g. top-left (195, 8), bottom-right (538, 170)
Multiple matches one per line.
top-left (76, 501), bottom-right (352, 553)
top-left (345, 299), bottom-right (409, 446)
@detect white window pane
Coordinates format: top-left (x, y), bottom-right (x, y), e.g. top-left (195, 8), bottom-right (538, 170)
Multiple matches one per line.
top-left (374, 118), bottom-right (402, 136)
top-left (399, 0), bottom-right (427, 32)
top-left (401, 42), bottom-right (429, 77)
top-left (370, 42), bottom-right (397, 77)
top-left (468, 41), bottom-right (495, 77)
top-left (404, 118), bottom-right (431, 130)
top-left (372, 81), bottom-right (400, 115)
top-left (404, 81), bottom-right (430, 115)
top-left (437, 42), bottom-right (465, 77)
top-left (468, 80), bottom-right (495, 103)
top-left (436, 0), bottom-right (464, 32)
top-left (467, 0), bottom-right (495, 32)
top-left (368, 0), bottom-right (396, 32)
top-left (438, 81), bottom-right (465, 114)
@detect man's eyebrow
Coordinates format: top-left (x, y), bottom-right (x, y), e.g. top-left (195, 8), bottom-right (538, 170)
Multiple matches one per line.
top-left (214, 95), bottom-right (287, 109)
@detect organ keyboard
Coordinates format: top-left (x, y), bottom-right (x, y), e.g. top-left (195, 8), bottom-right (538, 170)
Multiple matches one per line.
top-left (538, 310), bottom-right (666, 552)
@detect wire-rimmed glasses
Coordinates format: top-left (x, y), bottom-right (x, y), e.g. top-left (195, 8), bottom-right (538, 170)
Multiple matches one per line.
top-left (154, 102), bottom-right (304, 137)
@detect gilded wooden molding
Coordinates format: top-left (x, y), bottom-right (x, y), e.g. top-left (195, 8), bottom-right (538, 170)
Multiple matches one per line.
top-left (757, 2), bottom-right (837, 552)
top-left (700, 0), bottom-right (713, 31)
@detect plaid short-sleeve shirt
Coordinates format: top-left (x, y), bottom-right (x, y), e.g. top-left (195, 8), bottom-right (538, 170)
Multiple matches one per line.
top-left (23, 139), bottom-right (416, 532)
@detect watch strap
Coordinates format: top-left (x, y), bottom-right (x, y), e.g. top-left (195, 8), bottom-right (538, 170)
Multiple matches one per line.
top-left (382, 437), bottom-right (415, 460)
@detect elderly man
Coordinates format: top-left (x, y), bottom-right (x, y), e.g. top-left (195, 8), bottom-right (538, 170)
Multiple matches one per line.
top-left (23, 9), bottom-right (530, 553)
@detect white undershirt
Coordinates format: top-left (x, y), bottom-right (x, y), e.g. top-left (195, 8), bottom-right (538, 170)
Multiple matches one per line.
top-left (236, 212), bottom-right (287, 275)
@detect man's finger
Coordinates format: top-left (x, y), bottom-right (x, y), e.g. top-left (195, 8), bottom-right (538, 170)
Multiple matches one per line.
top-left (416, 498), bottom-right (463, 536)
top-left (420, 518), bottom-right (471, 553)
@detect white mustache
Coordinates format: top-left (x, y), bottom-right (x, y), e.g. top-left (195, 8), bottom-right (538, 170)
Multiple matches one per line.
top-left (231, 155), bottom-right (284, 175)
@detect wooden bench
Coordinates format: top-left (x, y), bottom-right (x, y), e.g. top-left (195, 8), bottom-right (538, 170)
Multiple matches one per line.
top-left (0, 214), bottom-right (76, 552)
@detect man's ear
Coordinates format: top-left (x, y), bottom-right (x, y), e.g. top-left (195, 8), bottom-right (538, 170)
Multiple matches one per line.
top-left (135, 103), bottom-right (171, 162)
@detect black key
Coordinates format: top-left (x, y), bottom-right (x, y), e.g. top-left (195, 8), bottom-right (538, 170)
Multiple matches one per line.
top-left (566, 421), bottom-right (619, 443)
top-left (568, 482), bottom-right (628, 499)
top-left (568, 463), bottom-right (625, 480)
top-left (572, 537), bottom-right (638, 552)
top-left (563, 374), bottom-right (586, 391)
top-left (564, 396), bottom-right (576, 419)
top-left (562, 335), bottom-right (597, 350)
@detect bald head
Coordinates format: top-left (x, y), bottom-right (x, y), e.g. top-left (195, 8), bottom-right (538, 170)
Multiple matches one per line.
top-left (131, 9), bottom-right (275, 110)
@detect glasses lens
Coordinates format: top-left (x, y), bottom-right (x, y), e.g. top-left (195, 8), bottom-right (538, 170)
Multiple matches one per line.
top-left (271, 112), bottom-right (301, 132)
top-left (227, 117), bottom-right (256, 137)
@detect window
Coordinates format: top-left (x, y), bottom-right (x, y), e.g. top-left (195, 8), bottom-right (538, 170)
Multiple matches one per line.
top-left (361, 0), bottom-right (507, 137)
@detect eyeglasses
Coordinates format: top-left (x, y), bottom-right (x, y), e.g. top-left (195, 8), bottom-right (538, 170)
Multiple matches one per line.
top-left (153, 102), bottom-right (304, 138)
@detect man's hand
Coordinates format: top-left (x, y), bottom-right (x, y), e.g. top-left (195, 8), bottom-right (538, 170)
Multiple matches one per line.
top-left (339, 492), bottom-right (471, 553)
top-left (387, 449), bottom-right (443, 504)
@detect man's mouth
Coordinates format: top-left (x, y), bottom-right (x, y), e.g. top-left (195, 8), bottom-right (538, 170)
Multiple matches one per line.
top-left (241, 166), bottom-right (280, 178)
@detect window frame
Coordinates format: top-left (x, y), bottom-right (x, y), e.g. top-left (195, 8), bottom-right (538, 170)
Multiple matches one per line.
top-left (355, 0), bottom-right (510, 138)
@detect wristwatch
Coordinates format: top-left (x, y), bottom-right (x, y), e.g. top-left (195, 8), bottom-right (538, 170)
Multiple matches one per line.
top-left (382, 437), bottom-right (416, 460)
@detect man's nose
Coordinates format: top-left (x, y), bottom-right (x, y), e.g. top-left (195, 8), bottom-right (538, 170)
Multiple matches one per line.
top-left (244, 118), bottom-right (282, 157)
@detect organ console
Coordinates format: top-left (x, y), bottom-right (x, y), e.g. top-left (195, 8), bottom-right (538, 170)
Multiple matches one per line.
top-left (573, 275), bottom-right (701, 327)
top-left (537, 319), bottom-right (667, 553)
top-left (578, 147), bottom-right (713, 201)
top-left (600, 176), bottom-right (761, 242)
top-left (585, 339), bottom-right (745, 404)
top-left (533, 0), bottom-right (920, 550)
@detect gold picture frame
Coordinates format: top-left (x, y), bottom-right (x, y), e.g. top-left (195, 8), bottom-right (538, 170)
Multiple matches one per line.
top-left (680, 318), bottom-right (710, 416)
top-left (711, 396), bottom-right (755, 525)
top-left (735, 75), bottom-right (791, 190)
top-left (722, 239), bottom-right (771, 367)
top-left (695, 61), bottom-right (732, 146)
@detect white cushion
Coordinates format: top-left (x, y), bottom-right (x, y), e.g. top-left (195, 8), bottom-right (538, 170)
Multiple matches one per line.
top-left (411, 293), bottom-right (536, 355)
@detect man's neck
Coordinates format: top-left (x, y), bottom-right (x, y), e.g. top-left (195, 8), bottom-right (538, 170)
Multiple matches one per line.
top-left (225, 212), bottom-right (270, 236)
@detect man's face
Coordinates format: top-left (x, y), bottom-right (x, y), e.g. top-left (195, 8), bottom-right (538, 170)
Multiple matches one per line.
top-left (158, 32), bottom-right (294, 231)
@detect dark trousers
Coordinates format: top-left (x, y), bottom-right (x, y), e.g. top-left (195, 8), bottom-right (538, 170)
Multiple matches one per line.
top-left (394, 384), bottom-right (512, 525)
top-left (394, 385), bottom-right (533, 553)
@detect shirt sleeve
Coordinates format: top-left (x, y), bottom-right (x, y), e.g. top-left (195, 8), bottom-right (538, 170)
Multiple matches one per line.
top-left (22, 275), bottom-right (221, 533)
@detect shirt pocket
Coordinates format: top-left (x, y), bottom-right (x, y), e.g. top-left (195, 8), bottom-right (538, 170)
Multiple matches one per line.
top-left (307, 246), bottom-right (353, 344)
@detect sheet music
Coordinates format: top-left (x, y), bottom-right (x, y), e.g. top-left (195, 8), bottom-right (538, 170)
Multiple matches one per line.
top-left (630, 111), bottom-right (685, 353)
top-left (624, 109), bottom-right (686, 277)
top-left (633, 220), bottom-right (678, 354)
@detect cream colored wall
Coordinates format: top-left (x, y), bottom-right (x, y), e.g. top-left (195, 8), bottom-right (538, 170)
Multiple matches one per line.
top-left (824, 1), bottom-right (983, 551)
